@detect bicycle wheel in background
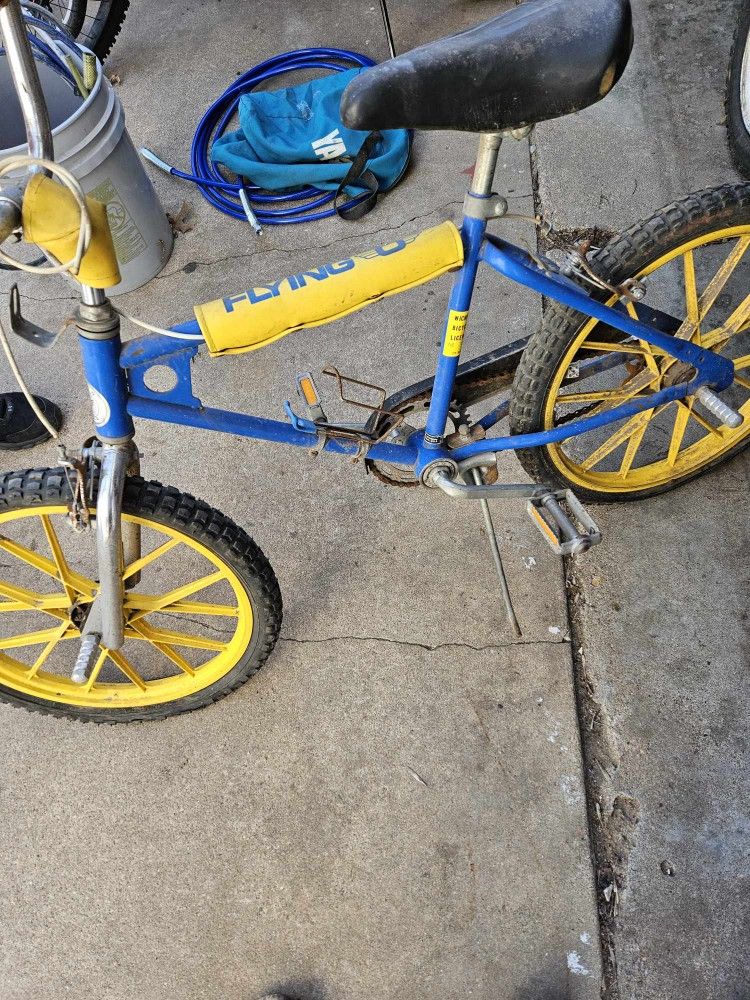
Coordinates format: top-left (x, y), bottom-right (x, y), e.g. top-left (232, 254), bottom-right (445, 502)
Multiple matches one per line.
top-left (35, 0), bottom-right (129, 59)
top-left (510, 185), bottom-right (750, 501)
top-left (726, 0), bottom-right (750, 176)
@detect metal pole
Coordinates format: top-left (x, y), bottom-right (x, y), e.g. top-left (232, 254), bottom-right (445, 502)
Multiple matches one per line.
top-left (379, 0), bottom-right (396, 59)
top-left (0, 1), bottom-right (106, 302)
top-left (94, 443), bottom-right (129, 649)
top-left (0, 0), bottom-right (53, 163)
top-left (470, 132), bottom-right (503, 198)
top-left (471, 468), bottom-right (522, 637)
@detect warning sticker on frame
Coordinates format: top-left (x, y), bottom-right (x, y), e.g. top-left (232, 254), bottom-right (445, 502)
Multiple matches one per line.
top-left (443, 310), bottom-right (468, 356)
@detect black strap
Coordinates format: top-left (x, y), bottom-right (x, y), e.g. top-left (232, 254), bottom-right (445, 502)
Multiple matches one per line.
top-left (335, 131), bottom-right (382, 221)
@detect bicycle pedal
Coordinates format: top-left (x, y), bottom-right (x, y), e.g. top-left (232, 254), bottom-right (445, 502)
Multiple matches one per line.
top-left (295, 371), bottom-right (327, 423)
top-left (527, 489), bottom-right (602, 557)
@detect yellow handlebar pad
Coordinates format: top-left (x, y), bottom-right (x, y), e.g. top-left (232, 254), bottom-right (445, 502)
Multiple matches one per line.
top-left (194, 220), bottom-right (465, 357)
top-left (22, 173), bottom-right (121, 289)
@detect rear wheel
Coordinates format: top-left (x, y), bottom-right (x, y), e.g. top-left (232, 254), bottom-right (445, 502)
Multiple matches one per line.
top-left (510, 184), bottom-right (750, 501)
top-left (0, 468), bottom-right (282, 723)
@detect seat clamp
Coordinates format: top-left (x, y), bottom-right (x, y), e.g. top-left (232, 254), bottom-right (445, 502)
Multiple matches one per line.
top-left (463, 191), bottom-right (509, 220)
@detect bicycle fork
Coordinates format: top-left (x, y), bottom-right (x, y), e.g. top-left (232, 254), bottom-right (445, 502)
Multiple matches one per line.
top-left (72, 297), bottom-right (140, 681)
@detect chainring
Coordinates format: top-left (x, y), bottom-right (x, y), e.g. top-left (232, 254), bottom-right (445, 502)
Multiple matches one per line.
top-left (366, 397), bottom-right (467, 486)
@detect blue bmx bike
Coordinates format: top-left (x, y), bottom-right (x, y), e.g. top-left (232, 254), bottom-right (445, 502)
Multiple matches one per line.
top-left (0, 0), bottom-right (748, 722)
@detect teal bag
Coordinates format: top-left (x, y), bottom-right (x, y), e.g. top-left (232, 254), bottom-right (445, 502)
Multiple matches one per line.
top-left (211, 68), bottom-right (410, 218)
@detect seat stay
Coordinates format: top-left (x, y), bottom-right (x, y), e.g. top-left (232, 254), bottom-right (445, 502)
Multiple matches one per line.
top-left (481, 234), bottom-right (734, 391)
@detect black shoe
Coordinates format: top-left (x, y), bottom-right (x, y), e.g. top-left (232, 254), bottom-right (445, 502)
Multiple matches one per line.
top-left (0, 393), bottom-right (63, 450)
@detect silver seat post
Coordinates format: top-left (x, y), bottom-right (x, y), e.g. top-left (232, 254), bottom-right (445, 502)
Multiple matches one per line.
top-left (470, 132), bottom-right (503, 199)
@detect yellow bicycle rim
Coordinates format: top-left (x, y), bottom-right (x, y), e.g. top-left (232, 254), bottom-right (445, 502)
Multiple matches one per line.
top-left (0, 505), bottom-right (253, 709)
top-left (543, 225), bottom-right (750, 493)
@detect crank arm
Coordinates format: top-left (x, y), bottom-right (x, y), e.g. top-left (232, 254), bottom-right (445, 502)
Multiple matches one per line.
top-left (425, 454), bottom-right (602, 558)
top-left (425, 454), bottom-right (548, 499)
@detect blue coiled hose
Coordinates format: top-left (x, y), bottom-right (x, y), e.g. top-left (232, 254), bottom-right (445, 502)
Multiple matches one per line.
top-left (171, 47), bottom-right (377, 226)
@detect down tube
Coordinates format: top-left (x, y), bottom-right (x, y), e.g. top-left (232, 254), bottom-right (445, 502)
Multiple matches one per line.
top-left (423, 216), bottom-right (486, 445)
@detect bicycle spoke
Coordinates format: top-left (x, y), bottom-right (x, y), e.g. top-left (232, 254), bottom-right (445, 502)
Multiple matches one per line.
top-left (582, 340), bottom-right (669, 357)
top-left (106, 650), bottom-right (147, 691)
top-left (557, 387), bottom-right (651, 406)
top-left (681, 403), bottom-right (723, 437)
top-left (82, 648), bottom-right (109, 692)
top-left (40, 515), bottom-right (78, 605)
top-left (122, 537), bottom-right (181, 582)
top-left (0, 534), bottom-right (95, 597)
top-left (683, 250), bottom-right (701, 345)
top-left (0, 624), bottom-right (78, 650)
top-left (618, 420), bottom-right (649, 478)
top-left (26, 623), bottom-right (71, 679)
top-left (625, 301), bottom-right (660, 376)
top-left (667, 400), bottom-right (691, 467)
top-left (124, 596), bottom-right (239, 617)
top-left (0, 580), bottom-right (70, 620)
top-left (128, 621), bottom-right (197, 677)
top-left (584, 369), bottom-right (660, 420)
top-left (581, 406), bottom-right (664, 471)
top-left (721, 291), bottom-right (750, 338)
top-left (692, 235), bottom-right (750, 333)
top-left (126, 571), bottom-right (226, 623)
top-left (125, 624), bottom-right (225, 652)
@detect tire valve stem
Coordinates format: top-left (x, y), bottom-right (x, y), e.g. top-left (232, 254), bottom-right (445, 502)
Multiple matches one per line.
top-left (71, 633), bottom-right (101, 685)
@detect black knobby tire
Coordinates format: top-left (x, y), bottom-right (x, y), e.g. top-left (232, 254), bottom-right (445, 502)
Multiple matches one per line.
top-left (509, 183), bottom-right (750, 501)
top-left (726, 1), bottom-right (750, 178)
top-left (0, 468), bottom-right (282, 723)
top-left (36, 1), bottom-right (130, 59)
top-left (89, 0), bottom-right (130, 60)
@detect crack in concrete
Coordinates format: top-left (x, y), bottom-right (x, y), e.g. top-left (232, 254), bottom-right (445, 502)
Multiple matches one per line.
top-left (279, 633), bottom-right (563, 653)
top-left (2, 200), bottom-right (464, 303)
top-left (529, 130), bottom-right (621, 998)
top-left (565, 558), bottom-right (628, 1000)
top-left (159, 613), bottom-right (234, 637)
top-left (152, 200), bottom-right (465, 282)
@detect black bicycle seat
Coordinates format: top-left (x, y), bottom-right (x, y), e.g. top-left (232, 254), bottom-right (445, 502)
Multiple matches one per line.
top-left (341, 0), bottom-right (633, 133)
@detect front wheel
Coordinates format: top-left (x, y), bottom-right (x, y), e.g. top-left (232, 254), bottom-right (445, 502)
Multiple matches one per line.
top-left (0, 469), bottom-right (282, 723)
top-left (510, 184), bottom-right (750, 501)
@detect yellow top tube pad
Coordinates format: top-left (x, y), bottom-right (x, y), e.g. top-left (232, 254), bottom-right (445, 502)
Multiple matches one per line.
top-left (194, 220), bottom-right (464, 357)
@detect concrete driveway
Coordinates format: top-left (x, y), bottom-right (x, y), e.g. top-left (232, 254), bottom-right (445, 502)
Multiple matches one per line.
top-left (0, 1), bottom-right (746, 998)
top-left (0, 3), bottom-right (597, 999)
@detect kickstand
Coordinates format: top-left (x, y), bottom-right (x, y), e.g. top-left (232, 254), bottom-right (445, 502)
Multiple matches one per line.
top-left (471, 468), bottom-right (522, 638)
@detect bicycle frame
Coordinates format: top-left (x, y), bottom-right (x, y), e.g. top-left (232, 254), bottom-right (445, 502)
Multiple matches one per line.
top-left (0, 0), bottom-right (742, 664)
top-left (84, 138), bottom-right (735, 480)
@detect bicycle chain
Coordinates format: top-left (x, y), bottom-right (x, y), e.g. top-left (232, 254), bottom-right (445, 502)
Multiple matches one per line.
top-left (366, 380), bottom-right (493, 487)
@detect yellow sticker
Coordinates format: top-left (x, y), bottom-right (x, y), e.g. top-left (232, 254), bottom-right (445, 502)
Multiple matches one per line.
top-left (443, 310), bottom-right (468, 357)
